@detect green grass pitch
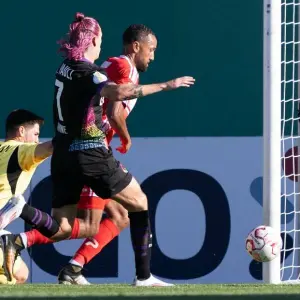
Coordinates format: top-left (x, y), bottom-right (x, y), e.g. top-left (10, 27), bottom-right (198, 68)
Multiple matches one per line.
top-left (1, 284), bottom-right (300, 299)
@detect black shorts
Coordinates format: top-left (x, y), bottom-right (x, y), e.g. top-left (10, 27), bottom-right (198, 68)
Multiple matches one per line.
top-left (51, 146), bottom-right (132, 208)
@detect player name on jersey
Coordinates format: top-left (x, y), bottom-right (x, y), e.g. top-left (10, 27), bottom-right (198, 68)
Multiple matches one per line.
top-left (56, 63), bottom-right (75, 80)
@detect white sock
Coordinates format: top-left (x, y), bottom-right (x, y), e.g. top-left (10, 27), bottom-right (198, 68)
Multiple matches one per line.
top-left (19, 232), bottom-right (28, 249)
top-left (69, 259), bottom-right (83, 268)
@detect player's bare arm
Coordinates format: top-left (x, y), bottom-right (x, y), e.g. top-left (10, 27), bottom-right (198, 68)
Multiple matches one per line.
top-left (100, 76), bottom-right (195, 101)
top-left (34, 140), bottom-right (53, 160)
top-left (107, 101), bottom-right (131, 153)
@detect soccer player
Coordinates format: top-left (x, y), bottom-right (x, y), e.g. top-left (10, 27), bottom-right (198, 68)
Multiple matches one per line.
top-left (57, 24), bottom-right (172, 286)
top-left (1, 12), bottom-right (194, 279)
top-left (49, 13), bottom-right (193, 243)
top-left (0, 109), bottom-right (60, 281)
top-left (0, 110), bottom-right (52, 226)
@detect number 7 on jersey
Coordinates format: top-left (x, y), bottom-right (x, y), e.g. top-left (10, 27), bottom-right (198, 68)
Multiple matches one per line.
top-left (55, 79), bottom-right (64, 122)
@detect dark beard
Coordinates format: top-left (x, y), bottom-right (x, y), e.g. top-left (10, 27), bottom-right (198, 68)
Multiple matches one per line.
top-left (137, 65), bottom-right (147, 72)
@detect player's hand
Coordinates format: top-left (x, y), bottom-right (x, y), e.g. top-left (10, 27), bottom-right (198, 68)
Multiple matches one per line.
top-left (116, 137), bottom-right (132, 154)
top-left (165, 76), bottom-right (195, 90)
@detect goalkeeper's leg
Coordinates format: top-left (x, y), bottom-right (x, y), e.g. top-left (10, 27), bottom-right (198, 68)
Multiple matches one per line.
top-left (0, 254), bottom-right (29, 285)
top-left (0, 231), bottom-right (28, 285)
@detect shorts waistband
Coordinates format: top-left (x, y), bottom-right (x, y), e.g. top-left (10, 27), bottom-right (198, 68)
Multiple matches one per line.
top-left (69, 139), bottom-right (107, 152)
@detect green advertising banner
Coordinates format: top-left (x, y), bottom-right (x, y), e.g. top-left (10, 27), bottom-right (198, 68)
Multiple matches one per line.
top-left (1, 0), bottom-right (262, 137)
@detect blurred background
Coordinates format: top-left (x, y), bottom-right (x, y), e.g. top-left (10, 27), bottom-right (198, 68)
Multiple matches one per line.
top-left (0, 0), bottom-right (262, 137)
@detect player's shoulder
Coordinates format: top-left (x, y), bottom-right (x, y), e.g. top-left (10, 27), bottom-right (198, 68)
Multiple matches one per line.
top-left (101, 56), bottom-right (131, 70)
top-left (4, 140), bottom-right (36, 148)
top-left (0, 142), bottom-right (19, 166)
top-left (63, 59), bottom-right (99, 70)
top-left (0, 140), bottom-right (21, 152)
top-left (56, 59), bottom-right (102, 80)
top-left (2, 141), bottom-right (38, 156)
top-left (1, 140), bottom-right (20, 146)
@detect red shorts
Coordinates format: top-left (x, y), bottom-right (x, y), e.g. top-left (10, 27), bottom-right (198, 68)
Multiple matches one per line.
top-left (77, 186), bottom-right (111, 210)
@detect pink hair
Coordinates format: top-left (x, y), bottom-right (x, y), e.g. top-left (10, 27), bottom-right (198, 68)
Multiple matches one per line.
top-left (58, 12), bottom-right (100, 60)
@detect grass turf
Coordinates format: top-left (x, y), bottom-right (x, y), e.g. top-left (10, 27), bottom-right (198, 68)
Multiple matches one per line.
top-left (0, 284), bottom-right (300, 299)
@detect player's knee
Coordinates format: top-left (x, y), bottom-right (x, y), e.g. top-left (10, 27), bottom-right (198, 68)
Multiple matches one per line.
top-left (87, 223), bottom-right (99, 237)
top-left (112, 210), bottom-right (130, 231)
top-left (14, 259), bottom-right (29, 284)
top-left (51, 208), bottom-right (78, 240)
top-left (132, 192), bottom-right (148, 211)
top-left (118, 210), bottom-right (130, 230)
top-left (51, 221), bottom-right (73, 241)
top-left (15, 271), bottom-right (28, 284)
top-left (59, 226), bottom-right (73, 239)
top-left (105, 201), bottom-right (129, 231)
top-left (81, 221), bottom-right (99, 237)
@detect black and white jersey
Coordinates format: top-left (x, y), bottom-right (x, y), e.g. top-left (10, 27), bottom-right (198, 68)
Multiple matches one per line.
top-left (53, 59), bottom-right (107, 143)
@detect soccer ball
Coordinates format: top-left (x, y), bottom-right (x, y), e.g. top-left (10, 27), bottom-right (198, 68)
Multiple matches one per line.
top-left (245, 225), bottom-right (282, 262)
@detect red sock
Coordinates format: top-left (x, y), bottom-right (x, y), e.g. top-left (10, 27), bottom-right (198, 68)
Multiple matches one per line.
top-left (25, 229), bottom-right (54, 248)
top-left (72, 218), bottom-right (120, 266)
top-left (25, 218), bottom-right (80, 248)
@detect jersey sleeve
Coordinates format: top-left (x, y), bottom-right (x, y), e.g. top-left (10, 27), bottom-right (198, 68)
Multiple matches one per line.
top-left (105, 59), bottom-right (133, 84)
top-left (17, 144), bottom-right (46, 171)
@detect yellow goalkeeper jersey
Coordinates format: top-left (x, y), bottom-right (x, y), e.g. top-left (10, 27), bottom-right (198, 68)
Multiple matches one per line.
top-left (0, 140), bottom-right (46, 209)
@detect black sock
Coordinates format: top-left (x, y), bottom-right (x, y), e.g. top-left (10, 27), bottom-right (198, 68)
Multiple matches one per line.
top-left (20, 203), bottom-right (60, 237)
top-left (129, 210), bottom-right (151, 280)
top-left (148, 218), bottom-right (152, 265)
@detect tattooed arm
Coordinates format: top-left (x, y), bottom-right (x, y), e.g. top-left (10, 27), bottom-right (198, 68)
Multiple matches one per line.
top-left (100, 82), bottom-right (162, 101)
top-left (99, 76), bottom-right (195, 102)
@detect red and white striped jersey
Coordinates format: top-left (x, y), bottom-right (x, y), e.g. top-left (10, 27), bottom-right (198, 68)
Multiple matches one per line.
top-left (100, 55), bottom-right (139, 144)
